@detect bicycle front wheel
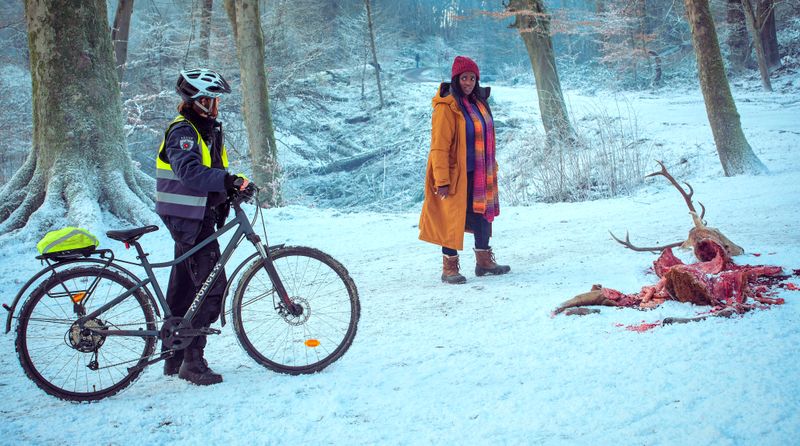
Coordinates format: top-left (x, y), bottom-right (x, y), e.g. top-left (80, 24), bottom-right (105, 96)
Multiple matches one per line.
top-left (232, 246), bottom-right (360, 374)
top-left (15, 267), bottom-right (157, 402)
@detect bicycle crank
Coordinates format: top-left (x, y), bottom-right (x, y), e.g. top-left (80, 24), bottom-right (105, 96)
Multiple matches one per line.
top-left (160, 317), bottom-right (221, 350)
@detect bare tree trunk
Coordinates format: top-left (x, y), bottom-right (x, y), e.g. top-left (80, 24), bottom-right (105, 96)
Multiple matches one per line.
top-left (227, 0), bottom-right (281, 205)
top-left (683, 0), bottom-right (768, 176)
top-left (632, 0), bottom-right (647, 85)
top-left (364, 0), bottom-right (384, 108)
top-left (111, 0), bottom-right (134, 82)
top-left (741, 0), bottom-right (773, 91)
top-left (508, 0), bottom-right (576, 145)
top-left (595, 0), bottom-right (608, 66)
top-left (726, 0), bottom-right (749, 73)
top-left (224, 0), bottom-right (237, 40)
top-left (756, 0), bottom-right (780, 69)
top-left (0, 0), bottom-right (155, 236)
top-left (199, 0), bottom-right (213, 61)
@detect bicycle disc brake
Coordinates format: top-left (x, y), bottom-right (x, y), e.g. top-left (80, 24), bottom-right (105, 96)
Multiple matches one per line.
top-left (278, 297), bottom-right (310, 326)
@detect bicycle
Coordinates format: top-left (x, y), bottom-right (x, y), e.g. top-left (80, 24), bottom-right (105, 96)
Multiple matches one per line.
top-left (8, 186), bottom-right (360, 402)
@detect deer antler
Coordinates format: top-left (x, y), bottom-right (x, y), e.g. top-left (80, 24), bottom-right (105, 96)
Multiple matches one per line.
top-left (611, 161), bottom-right (710, 252)
top-left (646, 160), bottom-right (706, 222)
top-left (611, 161), bottom-right (744, 260)
top-left (608, 230), bottom-right (683, 253)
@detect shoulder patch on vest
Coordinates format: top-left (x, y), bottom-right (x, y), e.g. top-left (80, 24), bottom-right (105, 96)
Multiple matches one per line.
top-left (179, 136), bottom-right (194, 151)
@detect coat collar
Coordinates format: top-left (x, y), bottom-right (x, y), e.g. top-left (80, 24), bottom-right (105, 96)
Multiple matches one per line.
top-left (432, 82), bottom-right (492, 113)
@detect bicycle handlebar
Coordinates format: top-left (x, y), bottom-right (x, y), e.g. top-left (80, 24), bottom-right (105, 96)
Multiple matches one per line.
top-left (228, 182), bottom-right (260, 207)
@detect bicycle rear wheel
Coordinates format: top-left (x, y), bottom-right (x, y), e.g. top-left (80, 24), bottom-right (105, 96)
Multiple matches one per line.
top-left (15, 267), bottom-right (157, 402)
top-left (232, 246), bottom-right (360, 374)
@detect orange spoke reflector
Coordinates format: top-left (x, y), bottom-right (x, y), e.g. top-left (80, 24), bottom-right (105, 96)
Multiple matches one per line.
top-left (71, 292), bottom-right (86, 303)
top-left (304, 339), bottom-right (320, 348)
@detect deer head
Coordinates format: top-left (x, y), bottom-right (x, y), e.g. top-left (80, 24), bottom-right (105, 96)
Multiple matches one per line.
top-left (610, 161), bottom-right (744, 259)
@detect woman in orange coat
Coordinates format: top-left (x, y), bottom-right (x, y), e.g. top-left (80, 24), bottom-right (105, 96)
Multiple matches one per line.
top-left (418, 56), bottom-right (510, 284)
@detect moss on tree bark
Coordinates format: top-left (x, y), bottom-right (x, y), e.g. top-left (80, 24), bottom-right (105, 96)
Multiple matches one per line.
top-left (0, 0), bottom-right (155, 239)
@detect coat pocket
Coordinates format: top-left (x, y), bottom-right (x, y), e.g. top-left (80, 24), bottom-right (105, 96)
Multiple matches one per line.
top-left (448, 164), bottom-right (459, 195)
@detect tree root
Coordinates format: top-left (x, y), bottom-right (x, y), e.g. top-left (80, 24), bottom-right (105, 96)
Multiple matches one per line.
top-left (103, 169), bottom-right (158, 226)
top-left (0, 159), bottom-right (158, 243)
top-left (126, 167), bottom-right (156, 206)
top-left (0, 170), bottom-right (46, 235)
top-left (0, 154), bottom-right (37, 223)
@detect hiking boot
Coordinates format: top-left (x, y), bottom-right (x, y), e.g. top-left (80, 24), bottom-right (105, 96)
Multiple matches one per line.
top-left (474, 248), bottom-right (511, 276)
top-left (442, 254), bottom-right (467, 284)
top-left (178, 348), bottom-right (223, 386)
top-left (163, 349), bottom-right (184, 376)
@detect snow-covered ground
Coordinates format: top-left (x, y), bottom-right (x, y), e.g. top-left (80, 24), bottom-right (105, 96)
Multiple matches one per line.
top-left (1, 78), bottom-right (798, 444)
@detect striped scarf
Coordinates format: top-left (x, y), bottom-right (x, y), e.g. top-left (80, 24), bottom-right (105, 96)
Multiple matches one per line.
top-left (461, 97), bottom-right (500, 222)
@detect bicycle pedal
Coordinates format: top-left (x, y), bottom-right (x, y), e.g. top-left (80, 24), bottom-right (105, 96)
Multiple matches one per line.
top-left (202, 328), bottom-right (222, 335)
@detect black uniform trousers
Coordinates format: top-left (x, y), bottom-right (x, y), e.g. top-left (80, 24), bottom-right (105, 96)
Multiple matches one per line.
top-left (165, 210), bottom-right (227, 350)
top-left (442, 171), bottom-right (491, 256)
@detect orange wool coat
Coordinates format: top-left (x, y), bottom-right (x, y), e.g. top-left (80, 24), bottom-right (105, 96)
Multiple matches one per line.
top-left (418, 83), bottom-right (494, 251)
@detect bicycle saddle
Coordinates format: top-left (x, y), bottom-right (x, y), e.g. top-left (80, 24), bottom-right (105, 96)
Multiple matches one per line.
top-left (106, 225), bottom-right (159, 243)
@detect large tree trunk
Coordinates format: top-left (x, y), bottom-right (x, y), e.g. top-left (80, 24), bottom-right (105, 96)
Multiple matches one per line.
top-left (111, 0), bottom-right (134, 82)
top-left (756, 0), bottom-right (780, 69)
top-left (0, 0), bottom-right (155, 237)
top-left (726, 0), bottom-right (749, 73)
top-left (741, 0), bottom-right (773, 91)
top-left (226, 0), bottom-right (281, 206)
top-left (199, 0), bottom-right (213, 61)
top-left (683, 0), bottom-right (768, 176)
top-left (364, 0), bottom-right (384, 109)
top-left (508, 0), bottom-right (576, 145)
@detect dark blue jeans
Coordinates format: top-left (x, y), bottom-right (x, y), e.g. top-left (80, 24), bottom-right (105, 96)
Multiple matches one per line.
top-left (442, 172), bottom-right (491, 256)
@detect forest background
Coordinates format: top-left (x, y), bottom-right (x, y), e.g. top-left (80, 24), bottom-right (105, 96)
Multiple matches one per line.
top-left (0, 2), bottom-right (799, 443)
top-left (1, 0), bottom-right (798, 228)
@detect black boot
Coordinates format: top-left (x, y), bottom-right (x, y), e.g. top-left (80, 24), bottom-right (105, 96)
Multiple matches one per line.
top-left (163, 348), bottom-right (184, 376)
top-left (178, 347), bottom-right (223, 386)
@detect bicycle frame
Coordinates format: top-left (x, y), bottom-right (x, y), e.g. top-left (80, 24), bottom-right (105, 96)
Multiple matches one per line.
top-left (75, 201), bottom-right (294, 338)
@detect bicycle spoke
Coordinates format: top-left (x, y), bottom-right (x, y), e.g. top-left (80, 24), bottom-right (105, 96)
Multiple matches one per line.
top-left (16, 266), bottom-right (156, 401)
top-left (233, 247), bottom-right (359, 374)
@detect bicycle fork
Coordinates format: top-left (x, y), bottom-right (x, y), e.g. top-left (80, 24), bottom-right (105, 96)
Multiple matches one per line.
top-left (249, 234), bottom-right (303, 317)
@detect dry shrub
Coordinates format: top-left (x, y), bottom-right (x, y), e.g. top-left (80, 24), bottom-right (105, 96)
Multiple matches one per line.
top-left (501, 101), bottom-right (652, 204)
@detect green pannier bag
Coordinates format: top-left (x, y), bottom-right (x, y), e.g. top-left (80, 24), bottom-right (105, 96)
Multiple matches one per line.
top-left (36, 227), bottom-right (99, 257)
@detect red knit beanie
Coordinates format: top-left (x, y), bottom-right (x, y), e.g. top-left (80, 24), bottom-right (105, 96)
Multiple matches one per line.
top-left (451, 56), bottom-right (480, 80)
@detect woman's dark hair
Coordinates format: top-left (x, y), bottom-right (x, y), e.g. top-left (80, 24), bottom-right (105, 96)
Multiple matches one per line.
top-left (450, 75), bottom-right (483, 102)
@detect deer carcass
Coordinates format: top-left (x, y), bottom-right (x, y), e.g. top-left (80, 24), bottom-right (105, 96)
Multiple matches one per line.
top-left (554, 161), bottom-right (791, 317)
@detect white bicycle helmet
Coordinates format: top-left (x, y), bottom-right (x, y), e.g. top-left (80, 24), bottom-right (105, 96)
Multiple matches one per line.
top-left (176, 68), bottom-right (232, 101)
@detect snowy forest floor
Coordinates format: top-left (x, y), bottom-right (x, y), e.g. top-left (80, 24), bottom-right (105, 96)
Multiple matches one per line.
top-left (1, 77), bottom-right (799, 444)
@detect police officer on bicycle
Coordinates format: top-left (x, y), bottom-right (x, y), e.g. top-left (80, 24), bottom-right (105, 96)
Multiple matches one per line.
top-left (155, 68), bottom-right (252, 385)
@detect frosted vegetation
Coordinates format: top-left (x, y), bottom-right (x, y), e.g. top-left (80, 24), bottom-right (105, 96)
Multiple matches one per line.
top-left (0, 0), bottom-right (798, 216)
top-left (0, 2), bottom-right (799, 443)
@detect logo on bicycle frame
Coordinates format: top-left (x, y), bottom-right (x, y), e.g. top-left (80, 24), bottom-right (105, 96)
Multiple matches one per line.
top-left (191, 262), bottom-right (223, 313)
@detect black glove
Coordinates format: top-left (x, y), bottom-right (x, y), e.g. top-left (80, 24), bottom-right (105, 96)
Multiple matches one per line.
top-left (224, 174), bottom-right (256, 203)
top-left (224, 174), bottom-right (242, 192)
top-left (239, 183), bottom-right (257, 202)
